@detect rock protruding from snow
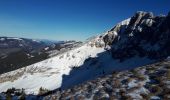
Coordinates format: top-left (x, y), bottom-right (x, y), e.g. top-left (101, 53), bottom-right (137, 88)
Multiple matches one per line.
top-left (87, 35), bottom-right (105, 48)
top-left (103, 18), bottom-right (131, 47)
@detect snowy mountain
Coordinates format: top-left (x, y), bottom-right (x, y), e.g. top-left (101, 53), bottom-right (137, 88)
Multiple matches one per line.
top-left (0, 11), bottom-right (170, 96)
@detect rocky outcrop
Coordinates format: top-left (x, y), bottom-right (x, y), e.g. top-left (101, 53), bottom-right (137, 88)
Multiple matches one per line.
top-left (103, 18), bottom-right (131, 47)
top-left (103, 11), bottom-right (170, 61)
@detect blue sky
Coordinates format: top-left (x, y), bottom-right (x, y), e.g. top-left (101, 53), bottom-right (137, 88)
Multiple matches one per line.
top-left (0, 0), bottom-right (169, 41)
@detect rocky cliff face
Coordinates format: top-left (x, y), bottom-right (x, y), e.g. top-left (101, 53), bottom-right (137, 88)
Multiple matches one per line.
top-left (103, 11), bottom-right (170, 61)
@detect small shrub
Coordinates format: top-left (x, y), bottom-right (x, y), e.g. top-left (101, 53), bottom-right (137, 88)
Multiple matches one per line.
top-left (119, 89), bottom-right (126, 97)
top-left (136, 74), bottom-right (146, 81)
top-left (146, 66), bottom-right (156, 71)
top-left (69, 96), bottom-right (75, 100)
top-left (140, 93), bottom-right (150, 100)
top-left (109, 93), bottom-right (117, 100)
top-left (112, 71), bottom-right (118, 77)
top-left (150, 85), bottom-right (162, 95)
top-left (93, 94), bottom-right (100, 100)
top-left (6, 92), bottom-right (12, 100)
top-left (76, 95), bottom-right (85, 100)
top-left (38, 87), bottom-right (49, 95)
top-left (6, 87), bottom-right (16, 94)
top-left (19, 93), bottom-right (26, 100)
top-left (113, 79), bottom-right (121, 88)
top-left (130, 69), bottom-right (138, 75)
top-left (128, 86), bottom-right (141, 93)
top-left (163, 94), bottom-right (170, 99)
top-left (164, 64), bottom-right (170, 69)
top-left (121, 94), bottom-right (132, 100)
top-left (18, 88), bottom-right (26, 100)
top-left (167, 69), bottom-right (170, 79)
top-left (161, 85), bottom-right (170, 98)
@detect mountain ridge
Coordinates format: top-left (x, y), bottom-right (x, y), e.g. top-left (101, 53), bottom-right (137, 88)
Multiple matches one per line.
top-left (103, 11), bottom-right (170, 61)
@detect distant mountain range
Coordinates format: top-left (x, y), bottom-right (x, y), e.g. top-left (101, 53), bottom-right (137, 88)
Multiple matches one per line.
top-left (0, 37), bottom-right (82, 74)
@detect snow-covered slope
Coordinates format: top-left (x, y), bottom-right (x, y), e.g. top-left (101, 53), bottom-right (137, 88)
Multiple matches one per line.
top-left (0, 43), bottom-right (105, 94)
top-left (44, 59), bottom-right (170, 100)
